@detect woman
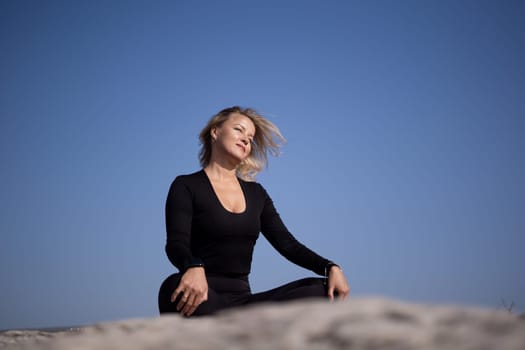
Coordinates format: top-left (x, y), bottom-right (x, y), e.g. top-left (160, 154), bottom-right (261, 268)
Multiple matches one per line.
top-left (158, 106), bottom-right (350, 317)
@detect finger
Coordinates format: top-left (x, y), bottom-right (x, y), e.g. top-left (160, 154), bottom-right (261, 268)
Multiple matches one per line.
top-left (185, 304), bottom-right (198, 317)
top-left (185, 291), bottom-right (207, 317)
top-left (171, 286), bottom-right (185, 303)
top-left (171, 289), bottom-right (184, 303)
top-left (176, 292), bottom-right (189, 311)
top-left (338, 285), bottom-right (350, 301)
top-left (184, 301), bottom-right (198, 317)
top-left (182, 294), bottom-right (197, 315)
top-left (335, 285), bottom-right (346, 300)
top-left (327, 285), bottom-right (335, 301)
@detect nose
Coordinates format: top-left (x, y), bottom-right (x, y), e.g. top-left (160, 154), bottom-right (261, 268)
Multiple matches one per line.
top-left (240, 136), bottom-right (249, 146)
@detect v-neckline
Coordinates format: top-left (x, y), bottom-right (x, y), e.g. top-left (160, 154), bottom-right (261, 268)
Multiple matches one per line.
top-left (202, 170), bottom-right (247, 215)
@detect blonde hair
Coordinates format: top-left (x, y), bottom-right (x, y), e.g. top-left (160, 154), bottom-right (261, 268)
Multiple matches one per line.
top-left (199, 106), bottom-right (286, 181)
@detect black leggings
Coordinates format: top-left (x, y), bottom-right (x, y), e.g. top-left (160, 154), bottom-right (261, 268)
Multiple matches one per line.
top-left (158, 273), bottom-right (327, 316)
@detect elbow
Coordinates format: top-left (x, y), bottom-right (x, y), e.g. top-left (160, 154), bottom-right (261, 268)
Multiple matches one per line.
top-left (165, 242), bottom-right (183, 272)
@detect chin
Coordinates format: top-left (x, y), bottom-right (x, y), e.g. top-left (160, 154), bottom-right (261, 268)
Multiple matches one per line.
top-left (230, 151), bottom-right (247, 162)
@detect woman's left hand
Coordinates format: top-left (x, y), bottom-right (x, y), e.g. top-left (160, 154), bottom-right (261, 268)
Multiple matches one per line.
top-left (327, 266), bottom-right (350, 301)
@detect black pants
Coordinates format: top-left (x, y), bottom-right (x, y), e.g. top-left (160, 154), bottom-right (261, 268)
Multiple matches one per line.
top-left (158, 273), bottom-right (327, 316)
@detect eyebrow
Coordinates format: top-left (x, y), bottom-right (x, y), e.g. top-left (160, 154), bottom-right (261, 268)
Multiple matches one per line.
top-left (234, 124), bottom-right (254, 137)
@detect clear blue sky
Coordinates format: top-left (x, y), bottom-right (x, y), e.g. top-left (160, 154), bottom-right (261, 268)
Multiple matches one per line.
top-left (1, 0), bottom-right (524, 329)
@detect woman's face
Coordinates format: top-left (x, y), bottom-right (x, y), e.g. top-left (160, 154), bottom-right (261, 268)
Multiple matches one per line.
top-left (212, 113), bottom-right (256, 163)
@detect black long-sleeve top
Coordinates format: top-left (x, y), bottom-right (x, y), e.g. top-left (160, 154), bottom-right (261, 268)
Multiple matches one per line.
top-left (165, 170), bottom-right (331, 276)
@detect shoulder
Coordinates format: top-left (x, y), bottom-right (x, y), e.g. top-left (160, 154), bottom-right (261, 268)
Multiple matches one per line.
top-left (173, 170), bottom-right (204, 182)
top-left (239, 177), bottom-right (261, 188)
top-left (239, 178), bottom-right (270, 198)
top-left (169, 170), bottom-right (206, 191)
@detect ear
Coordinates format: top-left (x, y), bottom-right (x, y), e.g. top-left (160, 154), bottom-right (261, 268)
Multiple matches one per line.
top-left (210, 127), bottom-right (218, 141)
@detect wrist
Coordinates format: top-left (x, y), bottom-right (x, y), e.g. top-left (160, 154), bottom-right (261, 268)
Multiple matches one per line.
top-left (185, 257), bottom-right (204, 272)
top-left (186, 263), bottom-right (204, 270)
top-left (325, 262), bottom-right (339, 272)
top-left (324, 262), bottom-right (340, 284)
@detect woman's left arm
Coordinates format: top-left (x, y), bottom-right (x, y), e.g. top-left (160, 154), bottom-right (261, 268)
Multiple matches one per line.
top-left (258, 184), bottom-right (351, 296)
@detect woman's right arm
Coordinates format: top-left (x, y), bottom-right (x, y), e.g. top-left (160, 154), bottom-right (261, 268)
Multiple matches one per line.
top-left (165, 177), bottom-right (208, 316)
top-left (165, 177), bottom-right (204, 272)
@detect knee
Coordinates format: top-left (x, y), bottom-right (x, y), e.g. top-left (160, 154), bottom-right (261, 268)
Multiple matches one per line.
top-left (158, 273), bottom-right (182, 314)
top-left (298, 278), bottom-right (327, 298)
top-left (158, 273), bottom-right (220, 317)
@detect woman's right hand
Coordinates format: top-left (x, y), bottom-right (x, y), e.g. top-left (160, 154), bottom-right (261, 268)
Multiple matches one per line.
top-left (171, 267), bottom-right (208, 316)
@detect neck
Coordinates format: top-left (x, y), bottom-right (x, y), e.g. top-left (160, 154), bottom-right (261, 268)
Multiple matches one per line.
top-left (204, 161), bottom-right (238, 182)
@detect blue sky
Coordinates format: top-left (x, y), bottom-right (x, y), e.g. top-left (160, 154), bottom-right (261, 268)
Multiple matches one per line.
top-left (1, 0), bottom-right (524, 329)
